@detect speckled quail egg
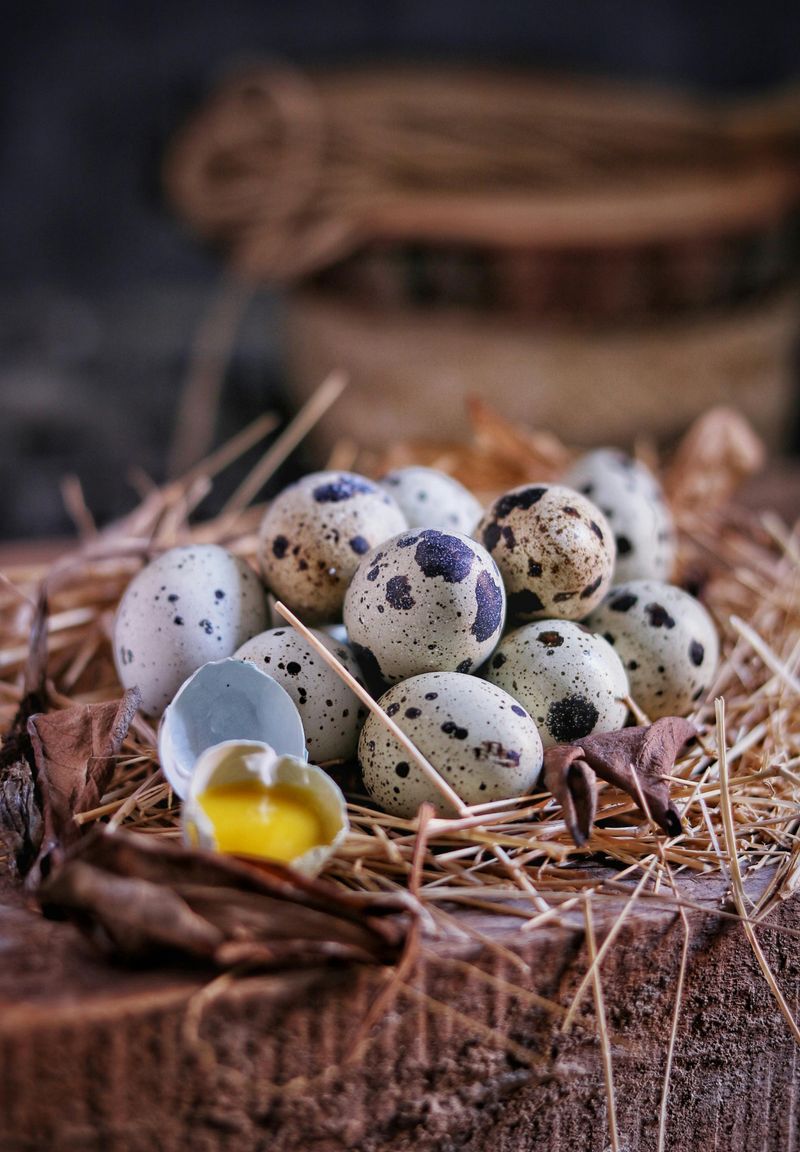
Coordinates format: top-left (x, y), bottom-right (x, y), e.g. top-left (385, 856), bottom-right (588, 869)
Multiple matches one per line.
top-left (584, 579), bottom-right (719, 718)
top-left (234, 627), bottom-right (368, 763)
top-left (359, 672), bottom-right (543, 817)
top-left (477, 484), bottom-right (615, 622)
top-left (562, 450), bottom-right (675, 583)
top-left (258, 471), bottom-right (407, 623)
top-left (113, 545), bottom-right (268, 716)
top-left (343, 528), bottom-right (506, 686)
top-left (379, 466), bottom-right (483, 534)
top-left (485, 619), bottom-right (629, 748)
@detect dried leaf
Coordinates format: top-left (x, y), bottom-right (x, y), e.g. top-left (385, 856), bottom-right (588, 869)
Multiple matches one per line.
top-left (27, 688), bottom-right (141, 870)
top-left (664, 407), bottom-right (765, 515)
top-left (542, 750), bottom-right (596, 847)
top-left (39, 828), bottom-right (411, 970)
top-left (543, 718), bottom-right (697, 844)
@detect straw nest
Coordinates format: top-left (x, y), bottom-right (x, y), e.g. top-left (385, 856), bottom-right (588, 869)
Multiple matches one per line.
top-left (3, 377), bottom-right (799, 1142)
top-left (1, 379), bottom-right (797, 906)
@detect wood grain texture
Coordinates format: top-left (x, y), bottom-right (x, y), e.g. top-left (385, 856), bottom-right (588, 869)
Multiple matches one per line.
top-left (1, 867), bottom-right (799, 1151)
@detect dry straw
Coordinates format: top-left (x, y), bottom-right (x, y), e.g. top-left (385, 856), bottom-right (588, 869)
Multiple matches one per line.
top-left (1, 385), bottom-right (799, 1135)
top-left (1, 392), bottom-right (797, 907)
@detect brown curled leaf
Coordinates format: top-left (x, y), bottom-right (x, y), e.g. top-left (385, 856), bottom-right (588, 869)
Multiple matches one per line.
top-left (38, 828), bottom-right (411, 971)
top-left (27, 688), bottom-right (141, 877)
top-left (542, 747), bottom-right (596, 846)
top-left (543, 717), bottom-right (697, 845)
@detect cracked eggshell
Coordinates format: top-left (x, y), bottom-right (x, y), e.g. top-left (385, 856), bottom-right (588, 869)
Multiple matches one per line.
top-left (258, 471), bottom-right (407, 623)
top-left (343, 528), bottom-right (506, 686)
top-left (562, 449), bottom-right (675, 583)
top-left (379, 467), bottom-right (483, 534)
top-left (234, 627), bottom-right (368, 763)
top-left (158, 658), bottom-right (307, 799)
top-left (485, 619), bottom-right (629, 748)
top-left (113, 544), bottom-right (268, 716)
top-left (476, 484), bottom-right (615, 623)
top-left (183, 740), bottom-right (348, 877)
top-left (584, 579), bottom-right (719, 719)
top-left (358, 672), bottom-right (543, 818)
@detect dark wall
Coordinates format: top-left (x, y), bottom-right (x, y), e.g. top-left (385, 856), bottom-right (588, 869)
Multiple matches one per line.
top-left (2, 2), bottom-right (798, 537)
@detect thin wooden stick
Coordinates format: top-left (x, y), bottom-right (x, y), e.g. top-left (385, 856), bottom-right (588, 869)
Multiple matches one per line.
top-left (273, 600), bottom-right (467, 813)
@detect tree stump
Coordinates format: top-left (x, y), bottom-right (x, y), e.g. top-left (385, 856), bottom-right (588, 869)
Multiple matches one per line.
top-left (1, 864), bottom-right (798, 1152)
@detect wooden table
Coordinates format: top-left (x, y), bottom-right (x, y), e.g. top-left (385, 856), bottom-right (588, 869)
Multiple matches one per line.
top-left (0, 865), bottom-right (798, 1152)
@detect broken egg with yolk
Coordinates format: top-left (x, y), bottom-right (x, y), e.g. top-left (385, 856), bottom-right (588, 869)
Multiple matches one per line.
top-left (183, 740), bottom-right (348, 876)
top-left (197, 779), bottom-right (326, 863)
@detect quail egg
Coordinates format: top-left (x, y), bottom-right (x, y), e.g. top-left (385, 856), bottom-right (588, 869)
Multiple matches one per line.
top-left (477, 484), bottom-right (615, 622)
top-left (379, 466), bottom-right (483, 534)
top-left (562, 449), bottom-right (675, 582)
top-left (258, 471), bottom-right (407, 623)
top-left (343, 528), bottom-right (506, 686)
top-left (234, 627), bottom-right (367, 763)
top-left (113, 545), bottom-right (268, 716)
top-left (358, 671), bottom-right (543, 817)
top-left (485, 619), bottom-right (629, 747)
top-left (585, 579), bottom-right (719, 718)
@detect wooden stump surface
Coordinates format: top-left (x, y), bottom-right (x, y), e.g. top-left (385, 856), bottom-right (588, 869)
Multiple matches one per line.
top-left (1, 865), bottom-right (799, 1152)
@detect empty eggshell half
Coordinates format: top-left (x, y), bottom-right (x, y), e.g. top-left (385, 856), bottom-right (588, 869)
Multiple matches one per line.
top-left (158, 658), bottom-right (307, 799)
top-left (182, 739), bottom-right (349, 877)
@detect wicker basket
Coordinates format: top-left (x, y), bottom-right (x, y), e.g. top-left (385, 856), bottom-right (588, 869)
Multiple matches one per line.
top-left (166, 66), bottom-right (800, 450)
top-left (286, 287), bottom-right (799, 451)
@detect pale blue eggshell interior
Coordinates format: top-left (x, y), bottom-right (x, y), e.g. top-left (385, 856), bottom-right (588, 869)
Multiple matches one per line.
top-left (158, 658), bottom-right (307, 799)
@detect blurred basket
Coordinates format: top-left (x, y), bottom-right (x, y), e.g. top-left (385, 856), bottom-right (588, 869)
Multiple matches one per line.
top-left (167, 66), bottom-right (800, 450)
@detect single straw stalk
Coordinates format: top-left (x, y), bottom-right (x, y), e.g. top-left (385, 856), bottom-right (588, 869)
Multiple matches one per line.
top-left (715, 697), bottom-right (800, 1045)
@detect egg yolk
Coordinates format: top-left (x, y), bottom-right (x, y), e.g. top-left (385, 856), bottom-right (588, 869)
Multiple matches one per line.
top-left (198, 780), bottom-right (326, 863)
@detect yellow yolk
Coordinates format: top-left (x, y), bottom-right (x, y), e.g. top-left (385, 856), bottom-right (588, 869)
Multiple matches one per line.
top-left (198, 780), bottom-right (326, 863)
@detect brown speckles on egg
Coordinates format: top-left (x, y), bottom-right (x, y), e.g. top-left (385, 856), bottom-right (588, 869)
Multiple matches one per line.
top-left (385, 574), bottom-right (416, 610)
top-left (358, 672), bottom-right (543, 818)
top-left (413, 530), bottom-right (474, 583)
top-left (344, 529), bottom-right (506, 684)
top-left (585, 579), bottom-right (719, 719)
top-left (645, 602), bottom-right (676, 629)
top-left (113, 544), bottom-right (268, 717)
top-left (610, 592), bottom-right (638, 613)
top-left (546, 695), bottom-right (599, 743)
top-left (581, 575), bottom-right (604, 600)
top-left (472, 569), bottom-right (504, 643)
top-left (562, 450), bottom-right (675, 583)
top-left (312, 476), bottom-right (376, 503)
top-left (234, 626), bottom-right (366, 763)
top-left (486, 619), bottom-right (629, 749)
top-left (477, 484), bottom-right (614, 623)
top-left (495, 486), bottom-right (547, 518)
top-left (537, 630), bottom-right (563, 647)
top-left (258, 471), bottom-right (407, 623)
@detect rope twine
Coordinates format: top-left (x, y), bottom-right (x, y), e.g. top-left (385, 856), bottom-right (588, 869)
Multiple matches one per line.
top-left (164, 65), bottom-right (800, 284)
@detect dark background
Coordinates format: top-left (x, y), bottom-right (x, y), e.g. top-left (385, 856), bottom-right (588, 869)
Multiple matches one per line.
top-left (2, 1), bottom-right (799, 538)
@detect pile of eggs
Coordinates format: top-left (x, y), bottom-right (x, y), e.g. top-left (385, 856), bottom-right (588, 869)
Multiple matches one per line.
top-left (113, 453), bottom-right (719, 858)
